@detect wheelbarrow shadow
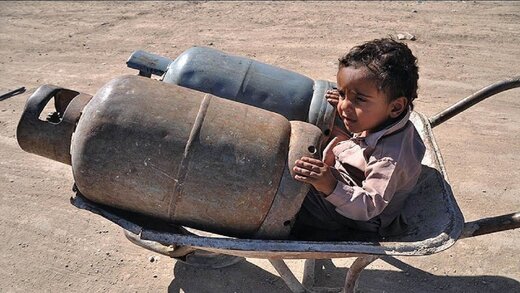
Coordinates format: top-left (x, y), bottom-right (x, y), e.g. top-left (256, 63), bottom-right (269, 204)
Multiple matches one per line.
top-left (168, 259), bottom-right (292, 293)
top-left (167, 256), bottom-right (520, 293)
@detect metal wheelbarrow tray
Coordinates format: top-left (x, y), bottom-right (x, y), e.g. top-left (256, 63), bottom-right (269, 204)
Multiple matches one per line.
top-left (70, 77), bottom-right (520, 292)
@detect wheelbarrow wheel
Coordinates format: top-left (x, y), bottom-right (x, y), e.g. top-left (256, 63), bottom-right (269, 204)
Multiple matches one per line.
top-left (123, 229), bottom-right (244, 269)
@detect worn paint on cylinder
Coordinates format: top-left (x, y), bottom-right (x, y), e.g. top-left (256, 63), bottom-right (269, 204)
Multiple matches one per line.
top-left (63, 76), bottom-right (320, 238)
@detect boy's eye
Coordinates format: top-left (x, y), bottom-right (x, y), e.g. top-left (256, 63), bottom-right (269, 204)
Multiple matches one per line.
top-left (356, 95), bottom-right (367, 102)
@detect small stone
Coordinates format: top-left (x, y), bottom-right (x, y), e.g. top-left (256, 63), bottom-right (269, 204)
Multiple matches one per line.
top-left (153, 275), bottom-right (158, 278)
top-left (149, 256), bottom-right (155, 263)
top-left (397, 33), bottom-right (416, 41)
top-left (412, 9), bottom-right (418, 13)
top-left (9, 179), bottom-right (14, 183)
top-left (207, 42), bottom-right (214, 46)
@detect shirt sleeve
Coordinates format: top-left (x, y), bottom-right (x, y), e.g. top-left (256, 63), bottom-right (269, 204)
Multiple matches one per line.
top-left (325, 158), bottom-right (399, 221)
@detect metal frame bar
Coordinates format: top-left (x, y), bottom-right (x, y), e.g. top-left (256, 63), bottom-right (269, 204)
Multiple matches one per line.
top-left (429, 77), bottom-right (520, 128)
top-left (270, 256), bottom-right (379, 293)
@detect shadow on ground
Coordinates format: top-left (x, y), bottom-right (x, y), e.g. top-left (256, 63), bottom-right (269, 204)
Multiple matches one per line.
top-left (168, 256), bottom-right (520, 293)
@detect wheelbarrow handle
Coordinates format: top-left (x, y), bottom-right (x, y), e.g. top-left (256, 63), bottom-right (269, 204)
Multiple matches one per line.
top-left (461, 212), bottom-right (520, 239)
top-left (429, 76), bottom-right (520, 128)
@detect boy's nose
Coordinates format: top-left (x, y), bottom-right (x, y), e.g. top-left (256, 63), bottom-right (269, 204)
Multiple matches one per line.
top-left (340, 98), bottom-right (353, 112)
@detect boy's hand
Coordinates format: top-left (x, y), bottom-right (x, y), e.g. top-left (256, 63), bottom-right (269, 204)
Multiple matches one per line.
top-left (293, 157), bottom-right (337, 196)
top-left (326, 89), bottom-right (340, 107)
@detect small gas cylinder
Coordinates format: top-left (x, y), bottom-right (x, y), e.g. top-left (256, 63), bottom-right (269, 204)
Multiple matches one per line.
top-left (17, 75), bottom-right (322, 239)
top-left (127, 47), bottom-right (343, 136)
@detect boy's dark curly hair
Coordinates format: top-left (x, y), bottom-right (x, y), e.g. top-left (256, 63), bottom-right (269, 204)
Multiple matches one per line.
top-left (339, 38), bottom-right (419, 110)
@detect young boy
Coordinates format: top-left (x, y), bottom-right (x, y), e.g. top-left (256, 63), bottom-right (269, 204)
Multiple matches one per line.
top-left (292, 38), bottom-right (426, 240)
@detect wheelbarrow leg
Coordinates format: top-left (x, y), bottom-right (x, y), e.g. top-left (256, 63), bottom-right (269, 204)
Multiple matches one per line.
top-left (302, 259), bottom-right (316, 288)
top-left (344, 255), bottom-right (379, 293)
top-left (269, 258), bottom-right (309, 293)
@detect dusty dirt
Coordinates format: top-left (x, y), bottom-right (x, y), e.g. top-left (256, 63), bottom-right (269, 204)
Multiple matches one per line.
top-left (0, 1), bottom-right (519, 292)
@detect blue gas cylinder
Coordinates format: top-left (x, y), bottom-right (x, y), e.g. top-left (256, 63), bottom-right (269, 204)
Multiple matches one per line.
top-left (127, 47), bottom-right (341, 136)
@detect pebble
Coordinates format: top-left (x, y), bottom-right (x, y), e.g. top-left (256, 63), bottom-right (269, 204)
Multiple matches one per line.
top-left (9, 179), bottom-right (14, 183)
top-left (397, 33), bottom-right (416, 41)
top-left (149, 256), bottom-right (156, 263)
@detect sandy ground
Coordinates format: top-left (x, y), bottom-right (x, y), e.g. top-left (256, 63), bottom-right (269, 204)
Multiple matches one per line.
top-left (0, 1), bottom-right (519, 292)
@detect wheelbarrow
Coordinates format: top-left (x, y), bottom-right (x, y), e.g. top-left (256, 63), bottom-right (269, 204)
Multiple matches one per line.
top-left (69, 77), bottom-right (520, 293)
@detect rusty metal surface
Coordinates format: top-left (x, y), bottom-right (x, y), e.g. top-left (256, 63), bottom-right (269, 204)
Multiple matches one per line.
top-left (254, 121), bottom-right (322, 239)
top-left (17, 85), bottom-right (92, 165)
top-left (66, 75), bottom-right (319, 239)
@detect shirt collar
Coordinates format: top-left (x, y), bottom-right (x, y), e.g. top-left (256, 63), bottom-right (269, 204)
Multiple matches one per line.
top-left (357, 109), bottom-right (412, 148)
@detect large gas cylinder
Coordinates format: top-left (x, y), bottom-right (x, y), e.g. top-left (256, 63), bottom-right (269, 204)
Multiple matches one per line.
top-left (127, 47), bottom-right (343, 136)
top-left (17, 75), bottom-right (322, 239)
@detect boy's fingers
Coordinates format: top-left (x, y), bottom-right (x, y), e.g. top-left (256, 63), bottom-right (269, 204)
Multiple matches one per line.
top-left (293, 166), bottom-right (317, 177)
top-left (294, 159), bottom-right (320, 171)
top-left (300, 157), bottom-right (325, 166)
top-left (327, 99), bottom-right (339, 106)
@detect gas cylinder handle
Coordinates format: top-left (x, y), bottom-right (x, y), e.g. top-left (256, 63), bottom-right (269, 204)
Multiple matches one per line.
top-left (17, 85), bottom-right (92, 165)
top-left (21, 85), bottom-right (70, 122)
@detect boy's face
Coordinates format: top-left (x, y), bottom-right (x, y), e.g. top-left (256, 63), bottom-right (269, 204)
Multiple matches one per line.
top-left (336, 66), bottom-right (404, 134)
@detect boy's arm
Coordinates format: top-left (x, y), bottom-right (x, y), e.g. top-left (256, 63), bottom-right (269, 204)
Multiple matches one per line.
top-left (324, 158), bottom-right (402, 221)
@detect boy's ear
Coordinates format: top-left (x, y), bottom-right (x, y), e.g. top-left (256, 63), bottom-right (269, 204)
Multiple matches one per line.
top-left (389, 97), bottom-right (407, 118)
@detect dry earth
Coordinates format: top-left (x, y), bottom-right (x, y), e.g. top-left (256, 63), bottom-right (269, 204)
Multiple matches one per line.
top-left (0, 1), bottom-right (519, 292)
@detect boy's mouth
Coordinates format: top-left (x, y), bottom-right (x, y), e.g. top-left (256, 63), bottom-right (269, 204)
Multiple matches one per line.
top-left (343, 116), bottom-right (356, 124)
